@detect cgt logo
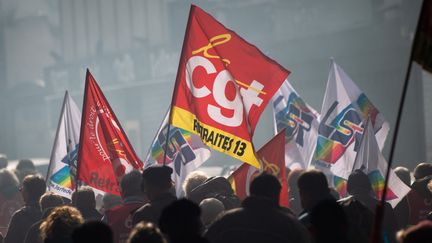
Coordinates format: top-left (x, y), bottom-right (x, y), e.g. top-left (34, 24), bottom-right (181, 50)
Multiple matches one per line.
top-left (186, 34), bottom-right (265, 128)
top-left (274, 94), bottom-right (314, 147)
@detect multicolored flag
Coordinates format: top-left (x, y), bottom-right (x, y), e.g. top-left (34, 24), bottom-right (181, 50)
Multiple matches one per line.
top-left (46, 91), bottom-right (81, 198)
top-left (170, 5), bottom-right (289, 168)
top-left (77, 70), bottom-right (144, 195)
top-left (353, 118), bottom-right (410, 207)
top-left (272, 80), bottom-right (320, 169)
top-left (229, 130), bottom-right (289, 207)
top-left (311, 60), bottom-right (389, 179)
top-left (145, 109), bottom-right (211, 196)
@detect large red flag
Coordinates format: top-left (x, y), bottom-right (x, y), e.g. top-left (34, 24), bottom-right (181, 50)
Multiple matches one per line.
top-left (170, 5), bottom-right (289, 168)
top-left (77, 70), bottom-right (143, 195)
top-left (229, 130), bottom-right (289, 207)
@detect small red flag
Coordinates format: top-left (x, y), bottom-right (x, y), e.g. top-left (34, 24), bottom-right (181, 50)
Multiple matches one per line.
top-left (77, 70), bottom-right (143, 195)
top-left (229, 130), bottom-right (289, 207)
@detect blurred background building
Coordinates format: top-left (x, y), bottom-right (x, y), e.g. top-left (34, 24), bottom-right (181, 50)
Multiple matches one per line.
top-left (0, 0), bottom-right (427, 170)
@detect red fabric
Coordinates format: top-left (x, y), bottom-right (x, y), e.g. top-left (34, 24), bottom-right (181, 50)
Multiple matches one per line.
top-left (77, 70), bottom-right (143, 195)
top-left (106, 202), bottom-right (144, 243)
top-left (406, 189), bottom-right (432, 225)
top-left (170, 5), bottom-right (289, 166)
top-left (229, 130), bottom-right (289, 207)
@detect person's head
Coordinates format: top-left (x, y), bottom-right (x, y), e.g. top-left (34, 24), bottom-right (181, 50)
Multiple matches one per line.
top-left (297, 169), bottom-right (330, 210)
top-left (188, 176), bottom-right (240, 209)
top-left (395, 166), bottom-right (411, 187)
top-left (397, 220), bottom-right (432, 243)
top-left (127, 222), bottom-right (167, 243)
top-left (310, 200), bottom-right (348, 243)
top-left (159, 199), bottom-right (202, 241)
top-left (141, 166), bottom-right (173, 200)
top-left (0, 168), bottom-right (19, 198)
top-left (40, 192), bottom-right (64, 211)
top-left (250, 172), bottom-right (281, 204)
top-left (183, 171), bottom-right (208, 198)
top-left (288, 169), bottom-right (304, 198)
top-left (72, 186), bottom-right (96, 210)
top-left (72, 221), bottom-right (113, 243)
top-left (40, 206), bottom-right (84, 243)
top-left (347, 170), bottom-right (372, 195)
top-left (414, 163), bottom-right (432, 181)
top-left (199, 198), bottom-right (225, 228)
top-left (21, 174), bottom-right (46, 204)
top-left (102, 193), bottom-right (122, 212)
top-left (0, 157), bottom-right (8, 169)
top-left (120, 170), bottom-right (143, 199)
top-left (15, 159), bottom-right (36, 182)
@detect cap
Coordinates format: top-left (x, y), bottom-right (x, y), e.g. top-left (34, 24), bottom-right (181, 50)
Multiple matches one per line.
top-left (142, 165), bottom-right (173, 185)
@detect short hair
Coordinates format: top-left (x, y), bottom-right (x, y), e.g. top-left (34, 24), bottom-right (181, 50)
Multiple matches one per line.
top-left (159, 199), bottom-right (202, 239)
top-left (73, 186), bottom-right (96, 209)
top-left (0, 157), bottom-right (8, 169)
top-left (16, 159), bottom-right (35, 172)
top-left (22, 175), bottom-right (46, 202)
top-left (288, 169), bottom-right (304, 189)
top-left (250, 172), bottom-right (281, 202)
top-left (297, 169), bottom-right (329, 195)
top-left (142, 166), bottom-right (173, 190)
top-left (0, 169), bottom-right (19, 198)
top-left (183, 171), bottom-right (208, 198)
top-left (40, 206), bottom-right (84, 242)
top-left (72, 221), bottom-right (113, 243)
top-left (102, 193), bottom-right (122, 210)
top-left (199, 198), bottom-right (225, 227)
top-left (397, 220), bottom-right (432, 243)
top-left (414, 163), bottom-right (432, 180)
top-left (120, 170), bottom-right (142, 198)
top-left (39, 192), bottom-right (64, 211)
top-left (127, 222), bottom-right (166, 243)
top-left (395, 166), bottom-right (411, 186)
top-left (347, 170), bottom-right (372, 194)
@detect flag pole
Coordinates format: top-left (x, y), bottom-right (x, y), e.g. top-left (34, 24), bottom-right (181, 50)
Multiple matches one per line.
top-left (162, 6), bottom-right (195, 167)
top-left (370, 1), bottom-right (426, 242)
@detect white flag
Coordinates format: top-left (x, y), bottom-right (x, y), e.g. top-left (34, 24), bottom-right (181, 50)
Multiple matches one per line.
top-left (272, 80), bottom-right (320, 169)
top-left (353, 118), bottom-right (410, 207)
top-left (47, 91), bottom-right (81, 198)
top-left (145, 110), bottom-right (211, 196)
top-left (311, 60), bottom-right (389, 179)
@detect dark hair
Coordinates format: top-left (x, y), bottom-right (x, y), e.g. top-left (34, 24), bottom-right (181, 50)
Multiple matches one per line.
top-left (16, 159), bottom-right (35, 172)
top-left (120, 170), bottom-right (142, 198)
top-left (414, 163), bottom-right (432, 180)
top-left (73, 186), bottom-right (96, 209)
top-left (347, 170), bottom-right (372, 195)
top-left (250, 172), bottom-right (281, 202)
top-left (395, 166), bottom-right (411, 187)
top-left (297, 169), bottom-right (329, 195)
top-left (40, 192), bottom-right (64, 211)
top-left (22, 174), bottom-right (46, 202)
top-left (127, 222), bottom-right (166, 243)
top-left (72, 221), bottom-right (113, 243)
top-left (159, 199), bottom-right (202, 240)
top-left (310, 200), bottom-right (348, 243)
top-left (397, 220), bottom-right (432, 243)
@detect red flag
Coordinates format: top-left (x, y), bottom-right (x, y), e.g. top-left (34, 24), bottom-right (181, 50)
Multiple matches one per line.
top-left (77, 70), bottom-right (143, 195)
top-left (229, 130), bottom-right (289, 207)
top-left (170, 5), bottom-right (289, 168)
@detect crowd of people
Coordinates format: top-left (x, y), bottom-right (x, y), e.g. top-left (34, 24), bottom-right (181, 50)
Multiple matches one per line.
top-left (0, 157), bottom-right (432, 243)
